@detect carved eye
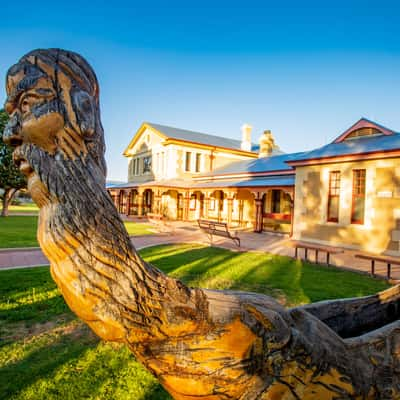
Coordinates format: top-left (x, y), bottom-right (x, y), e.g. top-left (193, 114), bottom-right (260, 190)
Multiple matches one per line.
top-left (21, 99), bottom-right (30, 113)
top-left (19, 94), bottom-right (37, 114)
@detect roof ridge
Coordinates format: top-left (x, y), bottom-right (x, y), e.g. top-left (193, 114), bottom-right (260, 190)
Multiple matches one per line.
top-left (147, 121), bottom-right (258, 145)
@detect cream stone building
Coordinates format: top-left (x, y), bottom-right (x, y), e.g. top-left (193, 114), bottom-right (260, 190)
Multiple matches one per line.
top-left (108, 118), bottom-right (400, 255)
top-left (289, 118), bottom-right (400, 255)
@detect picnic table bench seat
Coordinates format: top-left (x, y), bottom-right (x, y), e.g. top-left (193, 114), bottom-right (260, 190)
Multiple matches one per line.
top-left (355, 253), bottom-right (400, 279)
top-left (290, 241), bottom-right (343, 266)
top-left (197, 219), bottom-right (240, 247)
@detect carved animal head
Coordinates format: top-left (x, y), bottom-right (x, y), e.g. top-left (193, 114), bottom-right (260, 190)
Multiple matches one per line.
top-left (3, 49), bottom-right (106, 206)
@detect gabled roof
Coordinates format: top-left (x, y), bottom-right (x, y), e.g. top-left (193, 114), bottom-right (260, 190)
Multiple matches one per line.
top-left (333, 118), bottom-right (395, 143)
top-left (123, 122), bottom-right (259, 156)
top-left (286, 118), bottom-right (400, 166)
top-left (197, 152), bottom-right (300, 179)
top-left (287, 131), bottom-right (400, 166)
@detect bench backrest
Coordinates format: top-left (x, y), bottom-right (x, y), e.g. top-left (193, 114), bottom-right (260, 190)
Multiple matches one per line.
top-left (198, 219), bottom-right (228, 231)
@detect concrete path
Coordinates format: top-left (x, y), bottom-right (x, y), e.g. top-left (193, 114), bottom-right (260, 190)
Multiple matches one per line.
top-left (0, 248), bottom-right (48, 270)
top-left (1, 221), bottom-right (399, 281)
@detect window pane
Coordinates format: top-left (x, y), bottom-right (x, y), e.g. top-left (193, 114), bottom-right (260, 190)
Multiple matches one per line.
top-left (271, 190), bottom-right (281, 213)
top-left (327, 171), bottom-right (340, 222)
top-left (195, 153), bottom-right (201, 172)
top-left (143, 156), bottom-right (152, 173)
top-left (352, 197), bottom-right (365, 223)
top-left (136, 158), bottom-right (140, 175)
top-left (328, 196), bottom-right (339, 221)
top-left (185, 152), bottom-right (191, 172)
top-left (351, 169), bottom-right (366, 224)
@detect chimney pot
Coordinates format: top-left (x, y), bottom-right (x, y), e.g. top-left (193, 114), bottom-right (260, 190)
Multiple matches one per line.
top-left (241, 124), bottom-right (252, 152)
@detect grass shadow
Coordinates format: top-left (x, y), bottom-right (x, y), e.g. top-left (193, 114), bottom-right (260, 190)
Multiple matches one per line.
top-left (0, 322), bottom-right (99, 399)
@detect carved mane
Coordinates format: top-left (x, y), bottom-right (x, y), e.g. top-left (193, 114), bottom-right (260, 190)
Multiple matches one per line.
top-left (4, 49), bottom-right (400, 400)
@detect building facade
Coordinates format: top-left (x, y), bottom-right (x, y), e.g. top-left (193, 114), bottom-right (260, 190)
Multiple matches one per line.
top-left (108, 118), bottom-right (400, 255)
top-left (289, 119), bottom-right (400, 255)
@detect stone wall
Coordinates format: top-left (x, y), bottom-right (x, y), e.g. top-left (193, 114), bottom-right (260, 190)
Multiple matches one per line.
top-left (293, 157), bottom-right (400, 255)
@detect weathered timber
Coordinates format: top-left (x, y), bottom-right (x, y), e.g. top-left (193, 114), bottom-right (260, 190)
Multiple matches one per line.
top-left (3, 48), bottom-right (400, 399)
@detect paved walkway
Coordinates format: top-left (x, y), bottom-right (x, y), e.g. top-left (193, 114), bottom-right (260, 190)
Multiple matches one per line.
top-left (1, 221), bottom-right (399, 281)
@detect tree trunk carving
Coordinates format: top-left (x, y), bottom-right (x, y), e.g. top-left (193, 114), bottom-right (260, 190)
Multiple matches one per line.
top-left (3, 48), bottom-right (400, 399)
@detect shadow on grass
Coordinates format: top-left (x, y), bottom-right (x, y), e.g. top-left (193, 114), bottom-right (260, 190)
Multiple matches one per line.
top-left (144, 244), bottom-right (281, 296)
top-left (142, 384), bottom-right (172, 400)
top-left (0, 296), bottom-right (71, 326)
top-left (0, 324), bottom-right (99, 399)
top-left (1, 325), bottom-right (172, 400)
top-left (144, 245), bottom-right (389, 306)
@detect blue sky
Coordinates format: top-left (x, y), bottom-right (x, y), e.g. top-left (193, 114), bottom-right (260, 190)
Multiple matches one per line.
top-left (1, 1), bottom-right (400, 181)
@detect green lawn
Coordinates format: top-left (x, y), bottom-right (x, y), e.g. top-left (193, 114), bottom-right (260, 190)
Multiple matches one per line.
top-left (0, 217), bottom-right (155, 248)
top-left (0, 244), bottom-right (390, 400)
top-left (8, 203), bottom-right (39, 215)
top-left (0, 216), bottom-right (39, 248)
top-left (124, 221), bottom-right (156, 236)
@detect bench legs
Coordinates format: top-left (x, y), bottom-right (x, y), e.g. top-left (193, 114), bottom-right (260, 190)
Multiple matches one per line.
top-left (294, 247), bottom-right (332, 266)
top-left (368, 260), bottom-right (391, 279)
top-left (369, 260), bottom-right (392, 279)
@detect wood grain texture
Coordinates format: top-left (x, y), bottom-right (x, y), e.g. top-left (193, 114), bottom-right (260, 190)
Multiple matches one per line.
top-left (4, 48), bottom-right (400, 399)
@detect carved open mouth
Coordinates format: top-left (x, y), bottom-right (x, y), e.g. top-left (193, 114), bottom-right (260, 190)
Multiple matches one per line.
top-left (8, 137), bottom-right (23, 147)
top-left (13, 147), bottom-right (33, 176)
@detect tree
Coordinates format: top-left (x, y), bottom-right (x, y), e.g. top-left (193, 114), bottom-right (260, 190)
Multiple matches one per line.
top-left (0, 110), bottom-right (26, 216)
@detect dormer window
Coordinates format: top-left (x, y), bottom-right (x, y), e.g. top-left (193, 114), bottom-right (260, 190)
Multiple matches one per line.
top-left (344, 127), bottom-right (382, 140)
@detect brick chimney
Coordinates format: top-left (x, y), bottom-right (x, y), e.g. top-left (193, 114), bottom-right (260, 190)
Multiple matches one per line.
top-left (259, 130), bottom-right (276, 157)
top-left (241, 124), bottom-right (252, 152)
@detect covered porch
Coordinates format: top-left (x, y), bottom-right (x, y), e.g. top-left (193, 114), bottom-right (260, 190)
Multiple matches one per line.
top-left (108, 175), bottom-right (295, 234)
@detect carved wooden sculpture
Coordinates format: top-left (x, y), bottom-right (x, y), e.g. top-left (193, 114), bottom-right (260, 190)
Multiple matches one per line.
top-left (3, 49), bottom-right (400, 399)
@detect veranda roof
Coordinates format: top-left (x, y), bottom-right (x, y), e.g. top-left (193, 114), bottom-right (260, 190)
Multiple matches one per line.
top-left (107, 175), bottom-right (294, 191)
top-left (192, 175), bottom-right (295, 189)
top-left (106, 179), bottom-right (192, 190)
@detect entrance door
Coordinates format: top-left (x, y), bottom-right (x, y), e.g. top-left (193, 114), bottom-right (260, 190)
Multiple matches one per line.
top-left (144, 190), bottom-right (153, 215)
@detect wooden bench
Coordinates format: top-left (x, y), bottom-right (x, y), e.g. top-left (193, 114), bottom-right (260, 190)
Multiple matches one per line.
top-left (355, 254), bottom-right (400, 279)
top-left (290, 241), bottom-right (343, 266)
top-left (197, 219), bottom-right (240, 247)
